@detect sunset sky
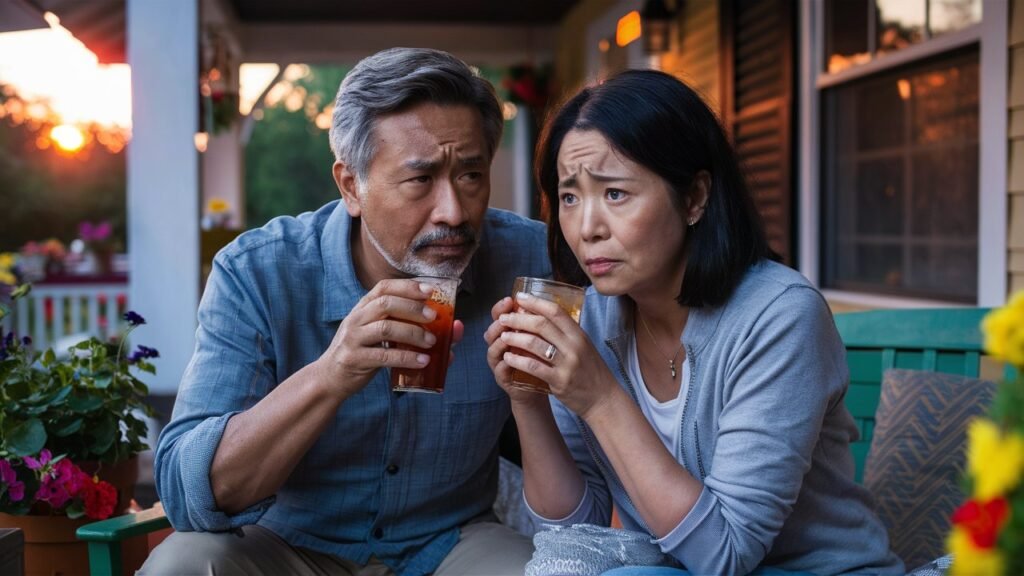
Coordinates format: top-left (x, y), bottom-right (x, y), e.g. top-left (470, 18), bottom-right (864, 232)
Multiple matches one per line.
top-left (0, 14), bottom-right (131, 130)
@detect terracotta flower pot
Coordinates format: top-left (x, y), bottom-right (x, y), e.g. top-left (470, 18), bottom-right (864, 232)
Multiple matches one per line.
top-left (0, 457), bottom-right (145, 575)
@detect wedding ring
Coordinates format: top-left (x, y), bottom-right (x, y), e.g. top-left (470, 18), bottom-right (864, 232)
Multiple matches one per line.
top-left (543, 344), bottom-right (558, 361)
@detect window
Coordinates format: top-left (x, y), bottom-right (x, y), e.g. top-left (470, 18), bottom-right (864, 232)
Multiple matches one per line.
top-left (816, 0), bottom-right (983, 303)
top-left (822, 49), bottom-right (978, 301)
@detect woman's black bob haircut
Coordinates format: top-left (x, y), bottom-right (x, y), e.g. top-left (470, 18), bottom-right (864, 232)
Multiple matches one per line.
top-left (535, 69), bottom-right (779, 308)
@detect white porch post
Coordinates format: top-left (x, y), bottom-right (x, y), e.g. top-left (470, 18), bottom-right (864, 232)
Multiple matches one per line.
top-left (127, 0), bottom-right (200, 394)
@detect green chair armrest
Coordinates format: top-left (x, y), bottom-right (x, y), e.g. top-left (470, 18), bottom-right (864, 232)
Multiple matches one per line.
top-left (76, 504), bottom-right (170, 542)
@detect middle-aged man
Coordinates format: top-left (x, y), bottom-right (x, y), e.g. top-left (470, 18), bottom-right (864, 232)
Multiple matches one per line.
top-left (142, 47), bottom-right (550, 576)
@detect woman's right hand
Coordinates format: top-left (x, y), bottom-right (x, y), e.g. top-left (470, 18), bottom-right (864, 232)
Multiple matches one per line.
top-left (484, 296), bottom-right (552, 409)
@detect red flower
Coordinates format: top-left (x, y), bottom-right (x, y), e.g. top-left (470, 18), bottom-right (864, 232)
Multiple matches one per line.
top-left (83, 479), bottom-right (118, 520)
top-left (951, 497), bottom-right (1010, 548)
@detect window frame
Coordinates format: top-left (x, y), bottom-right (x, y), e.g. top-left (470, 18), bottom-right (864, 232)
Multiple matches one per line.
top-left (799, 0), bottom-right (1006, 308)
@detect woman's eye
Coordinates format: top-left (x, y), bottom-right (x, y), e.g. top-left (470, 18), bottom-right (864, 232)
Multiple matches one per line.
top-left (606, 189), bottom-right (625, 201)
top-left (560, 193), bottom-right (578, 206)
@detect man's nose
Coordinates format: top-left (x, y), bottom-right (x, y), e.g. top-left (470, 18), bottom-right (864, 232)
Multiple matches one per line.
top-left (431, 179), bottom-right (468, 227)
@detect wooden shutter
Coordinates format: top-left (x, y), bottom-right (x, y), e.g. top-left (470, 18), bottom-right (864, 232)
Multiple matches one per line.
top-left (721, 0), bottom-right (796, 264)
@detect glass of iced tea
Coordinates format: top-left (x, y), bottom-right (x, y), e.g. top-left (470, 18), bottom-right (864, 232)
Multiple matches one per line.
top-left (390, 276), bottom-right (459, 394)
top-left (508, 277), bottom-right (585, 394)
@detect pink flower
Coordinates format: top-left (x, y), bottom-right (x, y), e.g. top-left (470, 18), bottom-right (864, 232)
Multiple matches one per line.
top-left (0, 460), bottom-right (25, 502)
top-left (78, 221), bottom-right (112, 243)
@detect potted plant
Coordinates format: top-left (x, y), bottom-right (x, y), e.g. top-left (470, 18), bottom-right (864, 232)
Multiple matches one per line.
top-left (0, 284), bottom-right (157, 573)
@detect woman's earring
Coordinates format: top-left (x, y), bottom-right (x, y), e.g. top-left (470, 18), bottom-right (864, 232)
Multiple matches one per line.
top-left (688, 217), bottom-right (697, 226)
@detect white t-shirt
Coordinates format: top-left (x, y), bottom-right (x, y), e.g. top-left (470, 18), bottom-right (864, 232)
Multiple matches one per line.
top-left (625, 331), bottom-right (689, 457)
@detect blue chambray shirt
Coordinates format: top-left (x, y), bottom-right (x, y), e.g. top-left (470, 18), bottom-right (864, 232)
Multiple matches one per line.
top-left (154, 200), bottom-right (549, 575)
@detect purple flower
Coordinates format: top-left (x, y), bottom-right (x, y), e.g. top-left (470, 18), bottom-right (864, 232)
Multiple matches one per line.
top-left (128, 345), bottom-right (160, 363)
top-left (123, 311), bottom-right (146, 326)
top-left (20, 336), bottom-right (31, 347)
top-left (3, 332), bottom-right (13, 349)
top-left (23, 449), bottom-right (52, 471)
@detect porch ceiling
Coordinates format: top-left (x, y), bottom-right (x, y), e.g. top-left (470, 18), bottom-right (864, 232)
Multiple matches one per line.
top-left (230, 0), bottom-right (579, 24)
top-left (14, 0), bottom-right (578, 64)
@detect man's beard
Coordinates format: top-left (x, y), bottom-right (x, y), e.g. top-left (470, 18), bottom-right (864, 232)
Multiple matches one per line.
top-left (363, 220), bottom-right (479, 279)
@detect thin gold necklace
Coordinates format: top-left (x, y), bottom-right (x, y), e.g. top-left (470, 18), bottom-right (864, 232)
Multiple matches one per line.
top-left (637, 312), bottom-right (685, 380)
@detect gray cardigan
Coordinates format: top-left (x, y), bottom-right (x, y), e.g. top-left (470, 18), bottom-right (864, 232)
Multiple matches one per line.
top-left (534, 260), bottom-right (904, 575)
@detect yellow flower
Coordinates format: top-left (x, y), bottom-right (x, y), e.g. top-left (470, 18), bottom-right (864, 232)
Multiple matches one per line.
top-left (982, 292), bottom-right (1024, 365)
top-left (948, 526), bottom-right (1005, 576)
top-left (0, 270), bottom-right (15, 286)
top-left (207, 198), bottom-right (230, 214)
top-left (968, 419), bottom-right (1024, 500)
top-left (0, 252), bottom-right (15, 270)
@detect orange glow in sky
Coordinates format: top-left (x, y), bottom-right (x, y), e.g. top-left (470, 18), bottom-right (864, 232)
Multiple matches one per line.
top-left (50, 124), bottom-right (85, 151)
top-left (0, 14), bottom-right (131, 130)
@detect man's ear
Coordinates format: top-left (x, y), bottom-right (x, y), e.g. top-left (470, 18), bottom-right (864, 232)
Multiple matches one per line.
top-left (333, 161), bottom-right (362, 218)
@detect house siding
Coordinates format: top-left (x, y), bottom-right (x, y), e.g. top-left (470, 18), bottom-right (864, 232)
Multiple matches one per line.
top-left (1009, 0), bottom-right (1024, 293)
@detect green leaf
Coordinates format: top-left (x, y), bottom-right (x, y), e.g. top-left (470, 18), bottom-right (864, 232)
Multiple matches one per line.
top-left (53, 417), bottom-right (84, 437)
top-left (89, 417), bottom-right (117, 455)
top-left (0, 302), bottom-right (8, 321)
top-left (6, 418), bottom-right (46, 456)
top-left (10, 284), bottom-right (31, 299)
top-left (65, 501), bottom-right (85, 519)
top-left (42, 349), bottom-right (56, 366)
top-left (93, 371), bottom-right (113, 389)
top-left (67, 394), bottom-right (104, 413)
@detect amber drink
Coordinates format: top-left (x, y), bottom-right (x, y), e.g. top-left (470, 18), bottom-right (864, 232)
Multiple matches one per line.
top-left (391, 276), bottom-right (459, 394)
top-left (509, 277), bottom-right (585, 393)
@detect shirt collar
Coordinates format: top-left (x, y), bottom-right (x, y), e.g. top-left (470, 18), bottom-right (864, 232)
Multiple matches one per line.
top-left (320, 202), bottom-right (482, 323)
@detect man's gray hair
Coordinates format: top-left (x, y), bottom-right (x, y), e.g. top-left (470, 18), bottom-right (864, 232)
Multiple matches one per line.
top-left (329, 47), bottom-right (504, 183)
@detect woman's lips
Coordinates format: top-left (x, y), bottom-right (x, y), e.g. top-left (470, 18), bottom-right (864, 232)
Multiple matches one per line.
top-left (584, 258), bottom-right (618, 275)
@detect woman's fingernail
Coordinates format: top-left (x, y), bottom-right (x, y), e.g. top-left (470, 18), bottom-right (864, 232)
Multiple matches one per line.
top-left (422, 306), bottom-right (436, 320)
top-left (500, 331), bottom-right (510, 340)
top-left (420, 283), bottom-right (435, 294)
top-left (424, 332), bottom-right (437, 346)
top-left (417, 354), bottom-right (430, 365)
top-left (516, 291), bottom-right (532, 301)
top-left (504, 352), bottom-right (512, 362)
top-left (499, 314), bottom-right (510, 324)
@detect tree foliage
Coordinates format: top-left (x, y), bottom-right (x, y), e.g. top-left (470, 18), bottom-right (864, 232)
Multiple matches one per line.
top-left (244, 66), bottom-right (350, 228)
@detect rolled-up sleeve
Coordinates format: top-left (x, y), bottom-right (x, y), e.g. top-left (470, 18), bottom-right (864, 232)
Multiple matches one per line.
top-left (658, 287), bottom-right (846, 574)
top-left (154, 252), bottom-right (277, 532)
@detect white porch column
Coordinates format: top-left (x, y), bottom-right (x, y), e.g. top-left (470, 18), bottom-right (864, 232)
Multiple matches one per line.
top-left (127, 0), bottom-right (200, 394)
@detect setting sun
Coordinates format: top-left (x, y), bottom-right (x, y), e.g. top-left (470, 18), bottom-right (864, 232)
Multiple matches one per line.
top-left (50, 124), bottom-right (84, 152)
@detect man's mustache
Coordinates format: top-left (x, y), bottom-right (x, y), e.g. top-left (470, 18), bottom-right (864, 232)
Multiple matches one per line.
top-left (412, 225), bottom-right (478, 252)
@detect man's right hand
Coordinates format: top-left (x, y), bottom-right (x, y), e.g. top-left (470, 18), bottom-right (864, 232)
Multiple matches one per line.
top-left (316, 279), bottom-right (440, 398)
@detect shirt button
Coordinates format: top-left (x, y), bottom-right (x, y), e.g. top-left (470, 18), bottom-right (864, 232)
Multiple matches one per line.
top-left (373, 528), bottom-right (383, 539)
top-left (386, 464), bottom-right (399, 475)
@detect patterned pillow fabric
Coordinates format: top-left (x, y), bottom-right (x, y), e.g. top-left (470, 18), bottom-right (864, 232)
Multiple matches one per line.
top-left (863, 368), bottom-right (997, 571)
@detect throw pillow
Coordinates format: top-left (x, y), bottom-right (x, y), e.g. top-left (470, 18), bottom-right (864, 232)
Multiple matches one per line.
top-left (863, 368), bottom-right (996, 571)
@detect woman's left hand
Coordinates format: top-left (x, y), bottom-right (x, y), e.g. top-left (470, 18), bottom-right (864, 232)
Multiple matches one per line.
top-left (499, 292), bottom-right (620, 419)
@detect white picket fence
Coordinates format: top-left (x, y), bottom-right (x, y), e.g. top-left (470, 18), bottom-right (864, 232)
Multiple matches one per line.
top-left (1, 282), bottom-right (129, 350)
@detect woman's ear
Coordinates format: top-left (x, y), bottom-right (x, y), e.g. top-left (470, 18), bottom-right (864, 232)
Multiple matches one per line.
top-left (686, 170), bottom-right (711, 226)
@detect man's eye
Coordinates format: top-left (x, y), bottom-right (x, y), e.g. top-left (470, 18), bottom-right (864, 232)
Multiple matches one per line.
top-left (409, 176), bottom-right (431, 184)
top-left (461, 172), bottom-right (483, 182)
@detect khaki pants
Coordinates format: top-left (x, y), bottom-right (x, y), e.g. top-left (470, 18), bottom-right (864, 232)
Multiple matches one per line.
top-left (138, 521), bottom-right (533, 576)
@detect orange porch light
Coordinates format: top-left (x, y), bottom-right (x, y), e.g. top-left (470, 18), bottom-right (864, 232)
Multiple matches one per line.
top-left (616, 11), bottom-right (642, 47)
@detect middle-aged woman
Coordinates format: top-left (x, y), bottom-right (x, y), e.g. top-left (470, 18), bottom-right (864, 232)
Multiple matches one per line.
top-left (484, 70), bottom-right (903, 575)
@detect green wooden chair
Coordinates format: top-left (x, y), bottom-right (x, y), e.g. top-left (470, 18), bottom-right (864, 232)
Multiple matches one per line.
top-left (76, 307), bottom-right (994, 575)
top-left (834, 307), bottom-right (991, 483)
